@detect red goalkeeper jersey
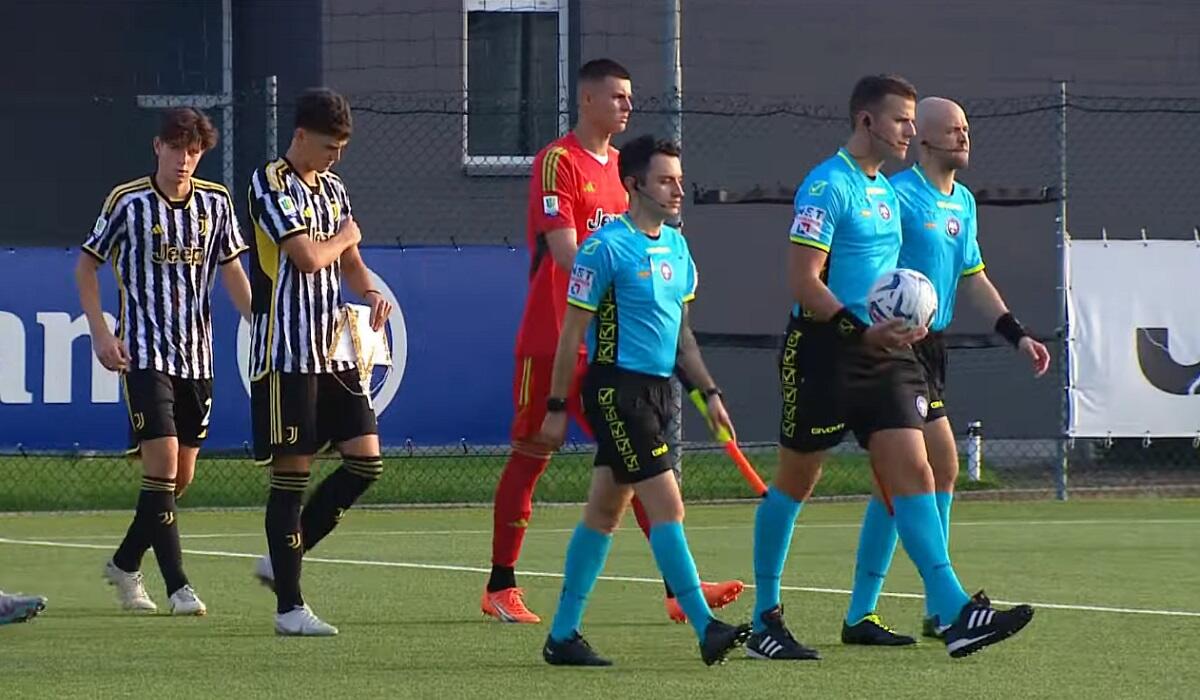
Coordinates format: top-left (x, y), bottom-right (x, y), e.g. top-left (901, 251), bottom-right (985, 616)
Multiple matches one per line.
top-left (514, 132), bottom-right (628, 357)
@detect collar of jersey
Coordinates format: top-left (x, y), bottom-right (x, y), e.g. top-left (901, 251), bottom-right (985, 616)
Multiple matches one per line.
top-left (149, 174), bottom-right (194, 210)
top-left (616, 214), bottom-right (664, 240)
top-left (281, 156), bottom-right (323, 194)
top-left (912, 163), bottom-right (957, 199)
top-left (835, 148), bottom-right (881, 183)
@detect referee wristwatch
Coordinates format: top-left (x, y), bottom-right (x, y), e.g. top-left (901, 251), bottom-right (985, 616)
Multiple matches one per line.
top-left (546, 397), bottom-right (568, 413)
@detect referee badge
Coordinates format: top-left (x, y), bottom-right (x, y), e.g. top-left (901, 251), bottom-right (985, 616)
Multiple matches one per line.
top-left (946, 216), bottom-right (961, 237)
top-left (659, 261), bottom-right (673, 281)
top-left (877, 202), bottom-right (892, 221)
top-left (916, 395), bottom-right (929, 418)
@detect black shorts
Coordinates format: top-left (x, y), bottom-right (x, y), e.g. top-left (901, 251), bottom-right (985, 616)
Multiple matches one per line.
top-left (778, 314), bottom-right (929, 452)
top-left (251, 370), bottom-right (378, 464)
top-left (123, 369), bottom-right (213, 450)
top-left (582, 366), bottom-right (674, 485)
top-left (913, 333), bottom-right (948, 422)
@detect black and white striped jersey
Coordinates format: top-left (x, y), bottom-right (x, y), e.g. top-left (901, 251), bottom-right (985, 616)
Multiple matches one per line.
top-left (83, 176), bottom-right (247, 379)
top-left (246, 158), bottom-right (355, 377)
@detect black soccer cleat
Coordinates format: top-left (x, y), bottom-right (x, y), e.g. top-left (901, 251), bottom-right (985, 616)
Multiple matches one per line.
top-left (543, 632), bottom-right (613, 667)
top-left (943, 591), bottom-right (1035, 658)
top-left (922, 615), bottom-right (945, 640)
top-left (699, 619), bottom-right (752, 666)
top-left (745, 606), bottom-right (821, 661)
top-left (841, 613), bottom-right (917, 646)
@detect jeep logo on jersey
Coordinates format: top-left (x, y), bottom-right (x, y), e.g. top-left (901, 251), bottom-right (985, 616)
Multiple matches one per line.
top-left (236, 271), bottom-right (409, 414)
top-left (946, 216), bottom-right (961, 237)
top-left (1136, 327), bottom-right (1200, 395)
top-left (586, 208), bottom-right (617, 232)
top-left (877, 202), bottom-right (892, 221)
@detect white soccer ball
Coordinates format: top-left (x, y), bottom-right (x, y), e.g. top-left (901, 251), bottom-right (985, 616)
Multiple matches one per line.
top-left (867, 268), bottom-right (938, 329)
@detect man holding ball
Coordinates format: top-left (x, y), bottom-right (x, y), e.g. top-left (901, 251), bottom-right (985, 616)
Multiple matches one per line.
top-left (745, 75), bottom-right (1035, 663)
top-left (842, 96), bottom-right (1051, 642)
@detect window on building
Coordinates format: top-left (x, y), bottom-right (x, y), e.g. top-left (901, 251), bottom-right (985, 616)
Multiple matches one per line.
top-left (463, 0), bottom-right (568, 175)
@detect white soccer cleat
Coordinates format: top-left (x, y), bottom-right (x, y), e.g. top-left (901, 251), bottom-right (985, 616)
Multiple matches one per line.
top-left (0, 592), bottom-right (48, 624)
top-left (275, 604), bottom-right (338, 637)
top-left (169, 585), bottom-right (207, 616)
top-left (254, 555), bottom-right (275, 591)
top-left (103, 560), bottom-right (158, 612)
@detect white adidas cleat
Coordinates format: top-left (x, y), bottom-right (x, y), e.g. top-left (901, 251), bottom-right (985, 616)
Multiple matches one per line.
top-left (169, 585), bottom-right (207, 616)
top-left (275, 604), bottom-right (338, 637)
top-left (254, 555), bottom-right (275, 591)
top-left (103, 560), bottom-right (158, 612)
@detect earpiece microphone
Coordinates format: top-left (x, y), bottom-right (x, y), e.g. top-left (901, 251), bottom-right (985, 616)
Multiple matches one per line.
top-left (636, 183), bottom-right (675, 210)
top-left (920, 139), bottom-right (968, 153)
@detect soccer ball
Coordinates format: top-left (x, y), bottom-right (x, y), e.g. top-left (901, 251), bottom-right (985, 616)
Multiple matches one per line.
top-left (867, 269), bottom-right (938, 328)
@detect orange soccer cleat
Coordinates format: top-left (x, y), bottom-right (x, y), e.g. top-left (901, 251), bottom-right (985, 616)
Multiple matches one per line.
top-left (481, 587), bottom-right (542, 624)
top-left (665, 579), bottom-right (746, 623)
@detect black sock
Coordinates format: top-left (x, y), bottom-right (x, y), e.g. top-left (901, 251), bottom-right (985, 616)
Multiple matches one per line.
top-left (141, 477), bottom-right (188, 596)
top-left (300, 456), bottom-right (382, 552)
top-left (266, 472), bottom-right (309, 614)
top-left (112, 477), bottom-right (165, 573)
top-left (664, 580), bottom-right (675, 599)
top-left (487, 565), bottom-right (517, 593)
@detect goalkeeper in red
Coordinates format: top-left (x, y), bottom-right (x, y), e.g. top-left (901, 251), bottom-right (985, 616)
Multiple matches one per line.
top-left (482, 58), bottom-right (742, 625)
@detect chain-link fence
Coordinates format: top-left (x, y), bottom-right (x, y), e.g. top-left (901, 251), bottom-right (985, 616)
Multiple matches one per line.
top-left (3, 87), bottom-right (1199, 511)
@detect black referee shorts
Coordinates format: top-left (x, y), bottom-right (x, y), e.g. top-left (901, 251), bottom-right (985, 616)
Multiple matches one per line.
top-left (582, 365), bottom-right (674, 485)
top-left (778, 314), bottom-right (929, 452)
top-left (123, 369), bottom-right (213, 451)
top-left (913, 332), bottom-right (948, 422)
top-left (251, 369), bottom-right (378, 464)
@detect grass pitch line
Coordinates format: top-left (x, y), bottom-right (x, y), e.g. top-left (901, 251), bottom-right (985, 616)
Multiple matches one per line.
top-left (17, 516), bottom-right (1200, 541)
top-left (2, 535), bottom-right (1198, 619)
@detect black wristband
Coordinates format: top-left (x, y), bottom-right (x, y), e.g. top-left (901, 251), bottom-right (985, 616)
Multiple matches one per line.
top-left (546, 397), bottom-right (567, 413)
top-left (702, 386), bottom-right (723, 400)
top-left (994, 312), bottom-right (1028, 348)
top-left (831, 307), bottom-right (869, 341)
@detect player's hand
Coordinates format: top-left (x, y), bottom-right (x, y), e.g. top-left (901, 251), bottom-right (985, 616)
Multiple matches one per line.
top-left (1019, 336), bottom-right (1051, 377)
top-left (537, 411), bottom-right (569, 451)
top-left (339, 215), bottom-right (362, 248)
top-left (706, 394), bottom-right (736, 443)
top-left (365, 290), bottom-right (391, 331)
top-left (93, 330), bottom-right (131, 372)
top-left (863, 319), bottom-right (927, 349)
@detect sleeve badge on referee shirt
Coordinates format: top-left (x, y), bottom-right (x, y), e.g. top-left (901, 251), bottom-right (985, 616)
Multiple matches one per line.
top-left (543, 195), bottom-right (560, 216)
top-left (790, 205), bottom-right (826, 239)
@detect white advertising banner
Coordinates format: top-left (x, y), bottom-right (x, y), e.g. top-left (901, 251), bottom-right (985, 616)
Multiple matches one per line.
top-left (1068, 239), bottom-right (1200, 437)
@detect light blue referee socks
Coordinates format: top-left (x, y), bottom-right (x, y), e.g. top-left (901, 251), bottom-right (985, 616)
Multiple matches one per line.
top-left (649, 521), bottom-right (713, 640)
top-left (549, 523), bottom-right (613, 642)
top-left (845, 496), bottom-right (899, 624)
top-left (752, 486), bottom-right (803, 632)
top-left (931, 490), bottom-right (955, 617)
top-left (892, 493), bottom-right (970, 625)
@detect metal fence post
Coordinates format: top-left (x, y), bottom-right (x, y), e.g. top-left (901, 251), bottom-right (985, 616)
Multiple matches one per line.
top-left (1055, 80), bottom-right (1071, 501)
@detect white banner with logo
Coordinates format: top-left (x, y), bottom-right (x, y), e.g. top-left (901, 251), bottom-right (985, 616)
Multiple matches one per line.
top-left (1068, 239), bottom-right (1200, 437)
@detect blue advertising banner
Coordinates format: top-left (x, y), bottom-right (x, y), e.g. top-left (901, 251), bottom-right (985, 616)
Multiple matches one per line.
top-left (0, 246), bottom-right (555, 451)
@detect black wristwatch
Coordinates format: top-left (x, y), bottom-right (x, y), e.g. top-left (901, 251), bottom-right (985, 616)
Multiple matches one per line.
top-left (702, 386), bottom-right (723, 400)
top-left (546, 397), bottom-right (567, 413)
